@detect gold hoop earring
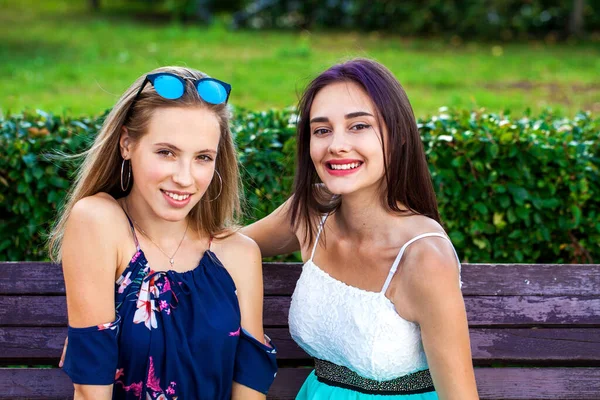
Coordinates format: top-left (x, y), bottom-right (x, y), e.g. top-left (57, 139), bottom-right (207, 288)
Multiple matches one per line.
top-left (205, 170), bottom-right (222, 202)
top-left (121, 159), bottom-right (132, 191)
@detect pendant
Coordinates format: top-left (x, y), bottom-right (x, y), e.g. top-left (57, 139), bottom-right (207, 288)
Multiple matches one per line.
top-left (169, 258), bottom-right (174, 266)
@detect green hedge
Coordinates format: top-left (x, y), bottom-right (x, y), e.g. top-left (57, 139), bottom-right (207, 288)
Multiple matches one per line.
top-left (233, 0), bottom-right (600, 39)
top-left (1, 108), bottom-right (598, 263)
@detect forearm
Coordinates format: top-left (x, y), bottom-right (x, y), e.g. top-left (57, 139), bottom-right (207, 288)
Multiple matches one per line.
top-left (241, 199), bottom-right (300, 257)
top-left (74, 384), bottom-right (113, 400)
top-left (241, 222), bottom-right (299, 257)
top-left (231, 381), bottom-right (266, 400)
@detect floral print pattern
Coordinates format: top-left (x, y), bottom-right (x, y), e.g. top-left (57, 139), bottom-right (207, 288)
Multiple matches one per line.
top-left (133, 276), bottom-right (159, 330)
top-left (64, 217), bottom-right (277, 398)
top-left (97, 316), bottom-right (120, 331)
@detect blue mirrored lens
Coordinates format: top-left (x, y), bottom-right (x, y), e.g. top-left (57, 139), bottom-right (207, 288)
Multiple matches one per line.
top-left (197, 80), bottom-right (227, 104)
top-left (153, 75), bottom-right (184, 100)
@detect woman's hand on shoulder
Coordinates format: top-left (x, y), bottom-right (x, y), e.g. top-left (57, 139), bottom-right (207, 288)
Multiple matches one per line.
top-left (62, 193), bottom-right (123, 328)
top-left (241, 197), bottom-right (300, 258)
top-left (397, 238), bottom-right (479, 400)
top-left (214, 233), bottom-right (266, 343)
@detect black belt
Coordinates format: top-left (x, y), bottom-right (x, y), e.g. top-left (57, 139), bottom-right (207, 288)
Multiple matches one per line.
top-left (314, 358), bottom-right (435, 395)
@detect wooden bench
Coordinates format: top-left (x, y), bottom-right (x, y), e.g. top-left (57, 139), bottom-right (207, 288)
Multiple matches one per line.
top-left (1, 262), bottom-right (599, 399)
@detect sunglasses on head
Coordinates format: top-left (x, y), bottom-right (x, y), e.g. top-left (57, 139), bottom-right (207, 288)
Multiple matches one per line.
top-left (126, 72), bottom-right (231, 120)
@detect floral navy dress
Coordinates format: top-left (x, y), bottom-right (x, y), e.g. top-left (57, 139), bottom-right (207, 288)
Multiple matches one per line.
top-left (63, 212), bottom-right (278, 399)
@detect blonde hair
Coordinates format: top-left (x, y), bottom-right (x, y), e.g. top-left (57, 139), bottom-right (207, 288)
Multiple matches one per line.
top-left (48, 66), bottom-right (241, 262)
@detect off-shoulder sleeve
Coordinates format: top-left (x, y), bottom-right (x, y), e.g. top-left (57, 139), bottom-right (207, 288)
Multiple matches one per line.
top-left (233, 328), bottom-right (278, 394)
top-left (62, 315), bottom-right (120, 385)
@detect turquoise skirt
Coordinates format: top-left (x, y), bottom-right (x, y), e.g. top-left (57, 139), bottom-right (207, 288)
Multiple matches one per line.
top-left (296, 371), bottom-right (439, 400)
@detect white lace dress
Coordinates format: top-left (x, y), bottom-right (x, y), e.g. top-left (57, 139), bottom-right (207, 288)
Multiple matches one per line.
top-left (288, 216), bottom-right (462, 399)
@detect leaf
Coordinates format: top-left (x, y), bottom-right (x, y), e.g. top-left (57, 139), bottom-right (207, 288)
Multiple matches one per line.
top-left (449, 231), bottom-right (465, 245)
top-left (515, 206), bottom-right (530, 220)
top-left (17, 182), bottom-right (28, 194)
top-left (473, 238), bottom-right (488, 250)
top-left (514, 250), bottom-right (524, 262)
top-left (570, 205), bottom-right (582, 227)
top-left (22, 153), bottom-right (36, 167)
top-left (474, 203), bottom-right (488, 215)
top-left (48, 176), bottom-right (69, 189)
top-left (498, 194), bottom-right (511, 208)
top-left (507, 209), bottom-right (517, 224)
top-left (493, 212), bottom-right (507, 229)
top-left (507, 184), bottom-right (529, 206)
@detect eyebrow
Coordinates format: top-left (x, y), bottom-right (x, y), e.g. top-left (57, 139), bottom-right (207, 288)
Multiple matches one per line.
top-left (153, 142), bottom-right (217, 154)
top-left (310, 111), bottom-right (375, 124)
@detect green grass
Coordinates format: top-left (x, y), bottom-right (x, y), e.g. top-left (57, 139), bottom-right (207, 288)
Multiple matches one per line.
top-left (1, 0), bottom-right (599, 117)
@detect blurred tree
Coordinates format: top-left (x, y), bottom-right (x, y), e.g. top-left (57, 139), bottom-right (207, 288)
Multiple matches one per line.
top-left (569, 0), bottom-right (585, 36)
top-left (232, 0), bottom-right (599, 39)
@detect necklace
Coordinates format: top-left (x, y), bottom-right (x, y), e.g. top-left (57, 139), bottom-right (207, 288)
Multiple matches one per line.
top-left (125, 202), bottom-right (189, 268)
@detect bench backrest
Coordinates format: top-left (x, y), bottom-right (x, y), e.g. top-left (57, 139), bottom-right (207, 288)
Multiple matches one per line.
top-left (0, 262), bottom-right (599, 399)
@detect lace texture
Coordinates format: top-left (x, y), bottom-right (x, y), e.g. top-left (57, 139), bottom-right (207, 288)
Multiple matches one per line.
top-left (289, 217), bottom-right (462, 383)
top-left (289, 260), bottom-right (429, 382)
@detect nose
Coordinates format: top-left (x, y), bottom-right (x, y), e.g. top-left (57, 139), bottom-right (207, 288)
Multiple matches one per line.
top-left (328, 130), bottom-right (351, 155)
top-left (172, 160), bottom-right (194, 187)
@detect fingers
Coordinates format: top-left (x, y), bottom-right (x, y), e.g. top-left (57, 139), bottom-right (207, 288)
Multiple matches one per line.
top-left (59, 336), bottom-right (68, 368)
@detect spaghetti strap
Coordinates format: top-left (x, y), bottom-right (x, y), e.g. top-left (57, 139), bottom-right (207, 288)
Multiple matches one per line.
top-left (380, 232), bottom-right (461, 294)
top-left (309, 215), bottom-right (329, 262)
top-left (121, 208), bottom-right (140, 250)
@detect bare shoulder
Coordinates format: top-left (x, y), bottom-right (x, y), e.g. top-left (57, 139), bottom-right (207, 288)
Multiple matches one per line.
top-left (399, 236), bottom-right (461, 317)
top-left (403, 237), bottom-right (459, 280)
top-left (399, 213), bottom-right (460, 283)
top-left (401, 214), bottom-right (446, 236)
top-left (213, 231), bottom-right (262, 278)
top-left (69, 192), bottom-right (125, 226)
top-left (62, 193), bottom-right (125, 328)
top-left (216, 230), bottom-right (261, 256)
top-left (63, 193), bottom-right (130, 271)
top-left (389, 215), bottom-right (461, 321)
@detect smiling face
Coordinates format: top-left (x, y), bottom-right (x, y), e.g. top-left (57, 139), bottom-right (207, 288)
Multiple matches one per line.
top-left (309, 81), bottom-right (387, 197)
top-left (121, 106), bottom-right (221, 221)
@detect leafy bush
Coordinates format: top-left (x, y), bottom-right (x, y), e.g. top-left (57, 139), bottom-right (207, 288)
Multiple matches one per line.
top-left (233, 0), bottom-right (600, 39)
top-left (233, 108), bottom-right (297, 225)
top-left (1, 108), bottom-right (598, 263)
top-left (421, 108), bottom-right (599, 263)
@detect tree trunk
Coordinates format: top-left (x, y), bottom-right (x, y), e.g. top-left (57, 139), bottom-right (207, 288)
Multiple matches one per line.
top-left (568, 0), bottom-right (585, 37)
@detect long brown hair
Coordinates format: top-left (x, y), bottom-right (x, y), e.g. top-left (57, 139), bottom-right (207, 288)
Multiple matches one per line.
top-left (289, 58), bottom-right (441, 246)
top-left (48, 66), bottom-right (240, 262)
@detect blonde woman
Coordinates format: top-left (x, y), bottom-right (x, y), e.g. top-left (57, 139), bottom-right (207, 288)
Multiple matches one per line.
top-left (49, 67), bottom-right (276, 400)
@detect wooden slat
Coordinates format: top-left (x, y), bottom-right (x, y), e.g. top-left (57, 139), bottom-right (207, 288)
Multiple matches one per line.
top-left (473, 367), bottom-right (600, 399)
top-left (263, 295), bottom-right (600, 327)
top-left (463, 295), bottom-right (600, 326)
top-left (263, 263), bottom-right (600, 296)
top-left (0, 368), bottom-right (72, 400)
top-left (0, 327), bottom-right (67, 360)
top-left (263, 263), bottom-right (303, 296)
top-left (2, 327), bottom-right (599, 364)
top-left (269, 368), bottom-right (311, 400)
top-left (2, 262), bottom-right (599, 296)
top-left (2, 295), bottom-right (599, 327)
top-left (1, 367), bottom-right (600, 400)
top-left (457, 263), bottom-right (600, 296)
top-left (0, 262), bottom-right (64, 295)
top-left (468, 328), bottom-right (600, 363)
top-left (0, 296), bottom-right (67, 326)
